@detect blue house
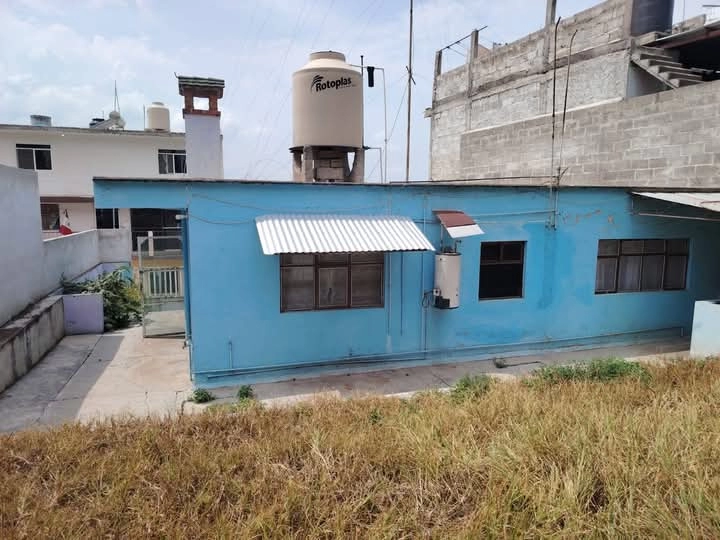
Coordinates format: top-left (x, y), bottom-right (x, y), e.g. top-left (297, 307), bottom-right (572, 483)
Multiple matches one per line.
top-left (94, 178), bottom-right (720, 386)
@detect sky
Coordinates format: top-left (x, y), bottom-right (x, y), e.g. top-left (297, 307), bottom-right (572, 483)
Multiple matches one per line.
top-left (0, 0), bottom-right (710, 181)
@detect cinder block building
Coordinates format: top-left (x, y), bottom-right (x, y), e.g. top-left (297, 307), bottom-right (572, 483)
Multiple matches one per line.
top-left (428, 0), bottom-right (720, 186)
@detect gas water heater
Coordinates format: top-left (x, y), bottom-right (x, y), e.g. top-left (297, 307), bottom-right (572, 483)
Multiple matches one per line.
top-left (434, 252), bottom-right (461, 309)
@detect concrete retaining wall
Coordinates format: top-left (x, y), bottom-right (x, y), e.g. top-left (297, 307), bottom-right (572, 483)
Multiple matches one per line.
top-left (0, 165), bottom-right (45, 327)
top-left (0, 296), bottom-right (64, 393)
top-left (98, 228), bottom-right (132, 262)
top-left (42, 230), bottom-right (101, 290)
top-left (0, 164), bottom-right (132, 327)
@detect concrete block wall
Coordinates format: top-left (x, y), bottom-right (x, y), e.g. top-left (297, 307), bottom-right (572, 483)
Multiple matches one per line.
top-left (430, 0), bottom-right (635, 181)
top-left (554, 0), bottom-right (628, 55)
top-left (455, 80), bottom-right (720, 187)
top-left (467, 51), bottom-right (630, 132)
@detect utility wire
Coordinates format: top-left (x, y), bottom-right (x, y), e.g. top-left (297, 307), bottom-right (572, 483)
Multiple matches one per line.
top-left (246, 0), bottom-right (311, 177)
top-left (388, 82), bottom-right (408, 143)
top-left (253, 0), bottom-right (339, 180)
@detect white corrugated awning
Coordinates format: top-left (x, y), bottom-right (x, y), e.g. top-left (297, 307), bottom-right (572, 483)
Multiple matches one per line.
top-left (633, 192), bottom-right (720, 213)
top-left (256, 214), bottom-right (435, 255)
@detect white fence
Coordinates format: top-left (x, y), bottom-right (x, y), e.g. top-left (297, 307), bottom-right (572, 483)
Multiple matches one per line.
top-left (141, 267), bottom-right (184, 299)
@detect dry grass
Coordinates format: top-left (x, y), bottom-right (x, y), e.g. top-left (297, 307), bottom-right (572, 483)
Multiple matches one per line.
top-left (3, 359), bottom-right (720, 538)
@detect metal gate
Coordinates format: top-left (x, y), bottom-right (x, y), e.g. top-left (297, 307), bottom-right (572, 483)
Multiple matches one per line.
top-left (137, 234), bottom-right (185, 338)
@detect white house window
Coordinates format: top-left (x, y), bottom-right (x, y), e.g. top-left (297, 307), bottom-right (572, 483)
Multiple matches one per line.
top-left (40, 203), bottom-right (60, 230)
top-left (280, 253), bottom-right (384, 312)
top-left (479, 241), bottom-right (525, 299)
top-left (595, 239), bottom-right (688, 294)
top-left (158, 149), bottom-right (187, 174)
top-left (17, 144), bottom-right (52, 170)
top-left (96, 208), bottom-right (120, 229)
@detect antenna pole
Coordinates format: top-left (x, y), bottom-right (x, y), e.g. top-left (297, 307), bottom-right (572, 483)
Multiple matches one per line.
top-left (113, 80), bottom-right (120, 113)
top-left (404, 0), bottom-right (414, 182)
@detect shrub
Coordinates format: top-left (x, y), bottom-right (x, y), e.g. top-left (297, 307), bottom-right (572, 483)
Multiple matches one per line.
top-left (236, 385), bottom-right (254, 401)
top-left (63, 268), bottom-right (142, 331)
top-left (190, 388), bottom-right (215, 403)
top-left (532, 357), bottom-right (649, 385)
top-left (450, 374), bottom-right (493, 402)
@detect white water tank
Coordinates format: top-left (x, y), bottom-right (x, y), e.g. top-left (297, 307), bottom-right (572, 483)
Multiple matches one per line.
top-left (292, 51), bottom-right (363, 149)
top-left (146, 102), bottom-right (170, 132)
top-left (434, 253), bottom-right (461, 309)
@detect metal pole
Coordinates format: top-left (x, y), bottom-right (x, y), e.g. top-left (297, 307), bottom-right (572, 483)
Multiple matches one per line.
top-left (405, 0), bottom-right (413, 182)
top-left (381, 67), bottom-right (388, 183)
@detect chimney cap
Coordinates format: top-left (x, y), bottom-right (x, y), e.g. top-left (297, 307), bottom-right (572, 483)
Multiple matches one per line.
top-left (177, 75), bottom-right (225, 98)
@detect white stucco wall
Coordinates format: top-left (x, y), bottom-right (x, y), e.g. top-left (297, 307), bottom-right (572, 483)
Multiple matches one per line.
top-left (0, 128), bottom-right (186, 197)
top-left (185, 115), bottom-right (224, 178)
top-left (0, 164), bottom-right (45, 326)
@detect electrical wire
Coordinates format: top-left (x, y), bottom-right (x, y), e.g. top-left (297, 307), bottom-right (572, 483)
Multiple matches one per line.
top-left (189, 192), bottom-right (387, 213)
top-left (245, 0), bottom-right (311, 176)
top-left (387, 83), bottom-right (408, 143)
top-left (252, 0), bottom-right (341, 180)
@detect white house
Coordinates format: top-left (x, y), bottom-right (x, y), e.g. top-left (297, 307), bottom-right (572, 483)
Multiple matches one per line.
top-left (0, 107), bottom-right (186, 241)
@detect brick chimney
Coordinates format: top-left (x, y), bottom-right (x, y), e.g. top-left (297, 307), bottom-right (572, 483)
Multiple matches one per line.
top-left (178, 76), bottom-right (225, 178)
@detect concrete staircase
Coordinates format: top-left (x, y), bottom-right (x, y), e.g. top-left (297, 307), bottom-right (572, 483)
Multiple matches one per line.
top-left (631, 46), bottom-right (704, 89)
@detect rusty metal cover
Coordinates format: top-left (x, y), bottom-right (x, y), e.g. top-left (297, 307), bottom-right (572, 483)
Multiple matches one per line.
top-left (433, 210), bottom-right (484, 238)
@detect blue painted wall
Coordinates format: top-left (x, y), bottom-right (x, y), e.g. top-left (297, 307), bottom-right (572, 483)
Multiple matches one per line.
top-left (94, 180), bottom-right (720, 384)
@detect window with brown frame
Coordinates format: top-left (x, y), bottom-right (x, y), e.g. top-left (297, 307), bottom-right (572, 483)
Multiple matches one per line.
top-left (280, 253), bottom-right (384, 312)
top-left (479, 241), bottom-right (525, 300)
top-left (40, 203), bottom-right (60, 230)
top-left (595, 239), bottom-right (689, 294)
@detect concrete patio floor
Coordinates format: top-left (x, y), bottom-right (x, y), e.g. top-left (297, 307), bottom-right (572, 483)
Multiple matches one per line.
top-left (0, 327), bottom-right (690, 432)
top-left (0, 326), bottom-right (190, 432)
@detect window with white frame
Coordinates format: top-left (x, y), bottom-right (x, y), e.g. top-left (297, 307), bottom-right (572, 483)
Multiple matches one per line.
top-left (595, 239), bottom-right (689, 294)
top-left (16, 144), bottom-right (52, 170)
top-left (280, 253), bottom-right (384, 312)
top-left (158, 149), bottom-right (187, 174)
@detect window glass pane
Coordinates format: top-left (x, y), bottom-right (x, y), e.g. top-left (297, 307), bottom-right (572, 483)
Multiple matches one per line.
top-left (96, 208), bottom-right (119, 229)
top-left (318, 267), bottom-right (348, 308)
top-left (40, 204), bottom-right (60, 230)
top-left (480, 243), bottom-right (501, 262)
top-left (16, 148), bottom-right (34, 169)
top-left (664, 255), bottom-right (687, 290)
top-left (644, 239), bottom-right (665, 254)
top-left (317, 253), bottom-right (348, 265)
top-left (281, 254), bottom-right (314, 266)
top-left (158, 153), bottom-right (172, 174)
top-left (174, 153), bottom-right (187, 174)
top-left (480, 263), bottom-right (523, 299)
top-left (351, 264), bottom-right (383, 307)
top-left (351, 252), bottom-right (384, 264)
top-left (34, 149), bottom-right (52, 170)
top-left (621, 240), bottom-right (643, 255)
top-left (618, 255), bottom-right (642, 291)
top-left (281, 267), bottom-right (315, 311)
top-left (641, 254), bottom-right (664, 290)
top-left (595, 258), bottom-right (617, 293)
top-left (501, 242), bottom-right (524, 262)
top-left (667, 239), bottom-right (689, 255)
top-left (598, 240), bottom-right (619, 256)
